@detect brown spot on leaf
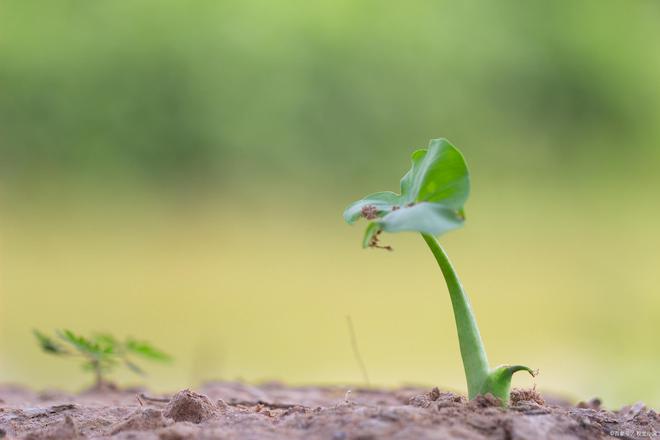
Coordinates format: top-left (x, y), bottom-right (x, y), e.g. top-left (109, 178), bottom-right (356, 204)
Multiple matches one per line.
top-left (361, 205), bottom-right (379, 220)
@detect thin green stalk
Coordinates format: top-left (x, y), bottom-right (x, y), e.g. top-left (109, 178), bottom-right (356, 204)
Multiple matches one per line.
top-left (421, 233), bottom-right (489, 398)
top-left (421, 233), bottom-right (534, 404)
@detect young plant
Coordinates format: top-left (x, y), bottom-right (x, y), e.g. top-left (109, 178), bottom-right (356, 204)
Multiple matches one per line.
top-left (343, 138), bottom-right (534, 405)
top-left (34, 329), bottom-right (171, 390)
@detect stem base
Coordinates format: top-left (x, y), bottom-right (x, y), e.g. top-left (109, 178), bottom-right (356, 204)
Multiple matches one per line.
top-left (479, 365), bottom-right (536, 405)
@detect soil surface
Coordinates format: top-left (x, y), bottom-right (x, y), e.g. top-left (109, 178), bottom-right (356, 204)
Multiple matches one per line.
top-left (0, 382), bottom-right (656, 439)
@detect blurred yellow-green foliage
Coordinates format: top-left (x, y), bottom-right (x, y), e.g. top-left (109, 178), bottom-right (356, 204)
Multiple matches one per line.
top-left (1, 0), bottom-right (659, 407)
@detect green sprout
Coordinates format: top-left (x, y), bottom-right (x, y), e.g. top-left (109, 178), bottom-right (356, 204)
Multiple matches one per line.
top-left (34, 329), bottom-right (171, 390)
top-left (343, 138), bottom-right (535, 405)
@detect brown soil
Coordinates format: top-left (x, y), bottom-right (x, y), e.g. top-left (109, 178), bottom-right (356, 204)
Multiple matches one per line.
top-left (0, 382), bottom-right (656, 439)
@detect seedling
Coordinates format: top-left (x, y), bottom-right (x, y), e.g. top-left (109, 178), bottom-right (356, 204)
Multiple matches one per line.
top-left (343, 138), bottom-right (534, 405)
top-left (34, 329), bottom-right (171, 390)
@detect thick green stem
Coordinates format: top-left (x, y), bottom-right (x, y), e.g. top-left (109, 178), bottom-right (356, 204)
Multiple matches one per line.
top-left (421, 233), bottom-right (489, 398)
top-left (421, 233), bottom-right (535, 404)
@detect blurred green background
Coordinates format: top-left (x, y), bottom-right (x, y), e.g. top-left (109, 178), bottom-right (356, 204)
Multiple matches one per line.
top-left (1, 0), bottom-right (659, 407)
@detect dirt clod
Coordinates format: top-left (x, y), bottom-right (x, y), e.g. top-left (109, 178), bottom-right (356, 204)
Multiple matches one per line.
top-left (510, 388), bottom-right (545, 406)
top-left (163, 390), bottom-right (218, 424)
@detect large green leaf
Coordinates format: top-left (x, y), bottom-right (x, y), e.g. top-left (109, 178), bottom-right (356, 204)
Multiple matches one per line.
top-left (343, 138), bottom-right (470, 248)
top-left (380, 202), bottom-right (464, 235)
top-left (399, 139), bottom-right (469, 208)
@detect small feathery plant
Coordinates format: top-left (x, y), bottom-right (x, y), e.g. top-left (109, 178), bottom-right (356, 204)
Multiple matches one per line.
top-left (34, 329), bottom-right (171, 390)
